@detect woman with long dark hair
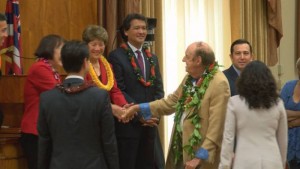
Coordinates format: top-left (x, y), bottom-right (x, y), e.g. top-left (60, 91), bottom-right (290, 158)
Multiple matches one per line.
top-left (219, 60), bottom-right (287, 169)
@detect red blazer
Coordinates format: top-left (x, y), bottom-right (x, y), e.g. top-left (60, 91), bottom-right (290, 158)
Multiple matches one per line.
top-left (85, 58), bottom-right (127, 106)
top-left (21, 60), bottom-right (61, 135)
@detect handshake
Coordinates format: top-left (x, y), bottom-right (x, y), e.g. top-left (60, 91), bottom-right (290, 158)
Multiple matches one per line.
top-left (111, 103), bottom-right (159, 127)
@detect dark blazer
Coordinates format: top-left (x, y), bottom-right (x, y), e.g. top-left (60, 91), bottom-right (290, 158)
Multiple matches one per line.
top-left (38, 78), bottom-right (119, 169)
top-left (223, 65), bottom-right (239, 96)
top-left (108, 44), bottom-right (164, 169)
top-left (108, 44), bottom-right (164, 138)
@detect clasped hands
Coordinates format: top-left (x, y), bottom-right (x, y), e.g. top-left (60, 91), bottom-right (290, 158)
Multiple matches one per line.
top-left (288, 117), bottom-right (300, 128)
top-left (287, 110), bottom-right (300, 128)
top-left (111, 104), bottom-right (159, 127)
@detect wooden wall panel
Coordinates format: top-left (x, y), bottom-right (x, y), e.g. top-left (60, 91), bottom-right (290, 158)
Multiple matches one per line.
top-left (0, 0), bottom-right (98, 74)
top-left (0, 0), bottom-right (5, 12)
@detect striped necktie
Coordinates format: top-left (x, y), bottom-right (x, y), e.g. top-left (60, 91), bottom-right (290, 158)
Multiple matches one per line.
top-left (136, 50), bottom-right (145, 78)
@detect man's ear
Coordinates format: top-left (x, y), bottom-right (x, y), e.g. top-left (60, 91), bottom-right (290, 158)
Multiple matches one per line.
top-left (197, 56), bottom-right (202, 65)
top-left (229, 54), bottom-right (234, 61)
top-left (124, 30), bottom-right (129, 37)
top-left (250, 54), bottom-right (254, 61)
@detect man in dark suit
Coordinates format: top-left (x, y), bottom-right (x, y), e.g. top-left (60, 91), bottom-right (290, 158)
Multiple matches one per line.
top-left (223, 39), bottom-right (253, 96)
top-left (108, 13), bottom-right (165, 169)
top-left (38, 41), bottom-right (119, 169)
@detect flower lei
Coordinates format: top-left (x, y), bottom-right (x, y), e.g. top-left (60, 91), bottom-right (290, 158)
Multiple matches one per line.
top-left (120, 43), bottom-right (156, 87)
top-left (173, 62), bottom-right (219, 164)
top-left (89, 56), bottom-right (114, 91)
top-left (39, 58), bottom-right (61, 83)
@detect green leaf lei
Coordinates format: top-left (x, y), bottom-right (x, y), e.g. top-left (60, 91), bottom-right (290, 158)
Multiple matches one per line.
top-left (173, 62), bottom-right (219, 164)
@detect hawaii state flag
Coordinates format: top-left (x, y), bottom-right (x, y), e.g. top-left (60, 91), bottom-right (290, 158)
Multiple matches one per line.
top-left (1, 0), bottom-right (22, 75)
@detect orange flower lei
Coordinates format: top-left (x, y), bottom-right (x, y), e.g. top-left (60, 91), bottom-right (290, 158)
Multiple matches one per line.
top-left (89, 56), bottom-right (114, 91)
top-left (120, 43), bottom-right (156, 87)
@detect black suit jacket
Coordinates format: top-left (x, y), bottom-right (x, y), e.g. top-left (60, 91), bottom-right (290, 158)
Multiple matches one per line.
top-left (38, 78), bottom-right (119, 169)
top-left (108, 44), bottom-right (164, 138)
top-left (223, 65), bottom-right (239, 96)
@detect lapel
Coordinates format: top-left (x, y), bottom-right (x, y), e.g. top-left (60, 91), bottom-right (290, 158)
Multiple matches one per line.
top-left (227, 66), bottom-right (239, 96)
top-left (228, 65), bottom-right (239, 81)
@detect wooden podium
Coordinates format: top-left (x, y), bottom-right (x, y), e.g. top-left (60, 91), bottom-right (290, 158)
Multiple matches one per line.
top-left (0, 76), bottom-right (28, 169)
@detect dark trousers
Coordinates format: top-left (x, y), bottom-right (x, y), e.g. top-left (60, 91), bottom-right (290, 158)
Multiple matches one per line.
top-left (118, 127), bottom-right (155, 169)
top-left (20, 133), bottom-right (38, 169)
top-left (154, 128), bottom-right (165, 169)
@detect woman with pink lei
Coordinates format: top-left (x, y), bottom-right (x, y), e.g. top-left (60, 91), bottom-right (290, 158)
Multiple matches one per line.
top-left (20, 34), bottom-right (65, 169)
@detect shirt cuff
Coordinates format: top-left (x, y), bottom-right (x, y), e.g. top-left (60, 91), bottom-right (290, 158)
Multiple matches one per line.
top-left (195, 148), bottom-right (209, 160)
top-left (139, 103), bottom-right (152, 120)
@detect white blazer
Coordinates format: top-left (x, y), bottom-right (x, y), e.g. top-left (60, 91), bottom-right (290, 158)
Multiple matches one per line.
top-left (219, 96), bottom-right (287, 169)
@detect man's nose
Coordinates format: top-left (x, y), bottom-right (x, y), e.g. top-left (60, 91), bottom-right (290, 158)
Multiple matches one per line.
top-left (138, 28), bottom-right (145, 33)
top-left (3, 31), bottom-right (8, 38)
top-left (240, 54), bottom-right (245, 59)
top-left (95, 45), bottom-right (102, 50)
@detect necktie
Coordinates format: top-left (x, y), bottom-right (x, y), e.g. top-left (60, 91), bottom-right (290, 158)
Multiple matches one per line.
top-left (136, 50), bottom-right (145, 78)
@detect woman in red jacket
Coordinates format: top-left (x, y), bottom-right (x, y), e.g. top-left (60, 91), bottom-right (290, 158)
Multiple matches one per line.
top-left (20, 34), bottom-right (64, 169)
top-left (82, 25), bottom-right (128, 120)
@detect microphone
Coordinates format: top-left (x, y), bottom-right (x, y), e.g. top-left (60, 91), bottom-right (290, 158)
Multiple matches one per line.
top-left (0, 46), bottom-right (35, 59)
top-left (0, 46), bottom-right (13, 55)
